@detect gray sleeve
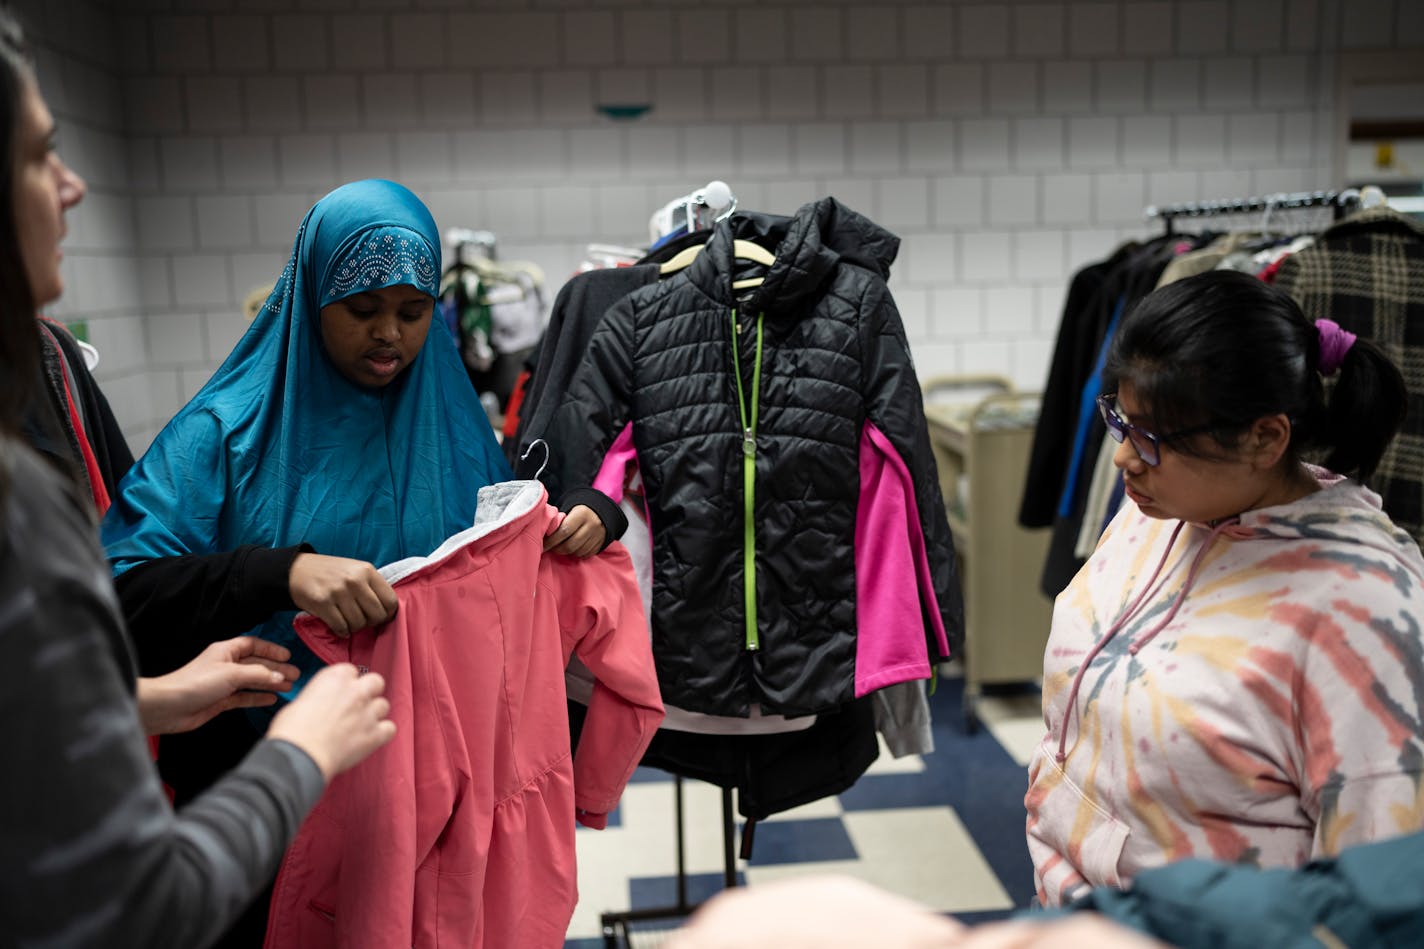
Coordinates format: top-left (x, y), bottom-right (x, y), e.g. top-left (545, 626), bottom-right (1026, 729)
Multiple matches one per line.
top-left (0, 445), bottom-right (324, 949)
top-left (871, 680), bottom-right (934, 758)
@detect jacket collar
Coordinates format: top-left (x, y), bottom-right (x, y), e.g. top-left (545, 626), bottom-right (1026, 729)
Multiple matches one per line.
top-left (379, 480), bottom-right (546, 584)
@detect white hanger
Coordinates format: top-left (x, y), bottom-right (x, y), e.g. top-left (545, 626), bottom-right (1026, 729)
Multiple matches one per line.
top-left (76, 338), bottom-right (100, 371)
top-left (519, 438), bottom-right (550, 480)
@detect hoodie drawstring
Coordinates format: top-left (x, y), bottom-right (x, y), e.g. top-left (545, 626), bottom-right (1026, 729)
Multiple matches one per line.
top-left (1054, 518), bottom-right (1239, 764)
top-left (1125, 518), bottom-right (1238, 655)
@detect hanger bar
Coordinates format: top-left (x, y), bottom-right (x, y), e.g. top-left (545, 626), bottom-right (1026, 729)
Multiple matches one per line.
top-left (1144, 189), bottom-right (1359, 224)
top-left (447, 227), bottom-right (498, 249)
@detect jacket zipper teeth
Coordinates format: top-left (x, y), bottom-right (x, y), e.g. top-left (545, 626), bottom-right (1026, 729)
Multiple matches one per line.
top-left (730, 307), bottom-right (764, 652)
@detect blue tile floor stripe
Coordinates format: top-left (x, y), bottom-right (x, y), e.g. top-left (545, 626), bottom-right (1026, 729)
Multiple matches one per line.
top-left (743, 816), bottom-right (858, 865)
top-left (628, 870), bottom-right (746, 912)
top-left (627, 764), bottom-right (675, 784)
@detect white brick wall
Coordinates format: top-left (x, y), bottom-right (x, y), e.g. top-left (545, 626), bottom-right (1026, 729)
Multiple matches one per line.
top-left (13, 0), bottom-right (156, 445)
top-left (13, 0), bottom-right (1424, 452)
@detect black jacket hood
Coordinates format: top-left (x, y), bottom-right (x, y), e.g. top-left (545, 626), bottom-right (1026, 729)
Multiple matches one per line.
top-left (686, 198), bottom-right (901, 316)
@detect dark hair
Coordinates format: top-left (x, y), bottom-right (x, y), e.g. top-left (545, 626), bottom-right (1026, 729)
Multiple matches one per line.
top-left (0, 8), bottom-right (36, 440)
top-left (1103, 269), bottom-right (1407, 481)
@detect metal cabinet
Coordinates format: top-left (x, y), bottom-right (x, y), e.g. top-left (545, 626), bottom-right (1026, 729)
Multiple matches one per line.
top-left (923, 377), bottom-right (1054, 731)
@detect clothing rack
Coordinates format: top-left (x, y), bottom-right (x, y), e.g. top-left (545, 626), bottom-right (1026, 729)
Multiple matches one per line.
top-left (447, 227), bottom-right (498, 263)
top-left (598, 777), bottom-right (747, 948)
top-left (1144, 189), bottom-right (1363, 236)
top-left (648, 180), bottom-right (737, 248)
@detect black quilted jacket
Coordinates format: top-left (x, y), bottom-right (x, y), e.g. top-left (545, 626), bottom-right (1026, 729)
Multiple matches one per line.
top-left (549, 198), bottom-right (962, 716)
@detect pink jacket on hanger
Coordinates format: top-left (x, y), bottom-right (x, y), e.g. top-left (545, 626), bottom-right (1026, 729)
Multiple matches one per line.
top-left (264, 481), bottom-right (664, 949)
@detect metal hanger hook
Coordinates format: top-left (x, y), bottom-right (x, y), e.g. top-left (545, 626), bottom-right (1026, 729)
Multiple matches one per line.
top-left (520, 438), bottom-right (550, 480)
top-left (1260, 193), bottom-right (1281, 236)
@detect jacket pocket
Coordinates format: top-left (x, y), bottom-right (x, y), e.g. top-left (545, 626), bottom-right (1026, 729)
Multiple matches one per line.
top-left (1025, 747), bottom-right (1131, 903)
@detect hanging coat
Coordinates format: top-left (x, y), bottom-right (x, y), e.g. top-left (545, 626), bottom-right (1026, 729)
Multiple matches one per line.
top-left (544, 198), bottom-right (961, 717)
top-left (1272, 206), bottom-right (1424, 546)
top-left (267, 480), bottom-right (663, 949)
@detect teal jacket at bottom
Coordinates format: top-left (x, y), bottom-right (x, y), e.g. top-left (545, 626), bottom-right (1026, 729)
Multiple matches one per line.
top-left (1065, 830), bottom-right (1423, 948)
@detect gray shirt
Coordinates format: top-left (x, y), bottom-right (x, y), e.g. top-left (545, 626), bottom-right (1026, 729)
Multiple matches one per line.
top-left (0, 438), bottom-right (324, 949)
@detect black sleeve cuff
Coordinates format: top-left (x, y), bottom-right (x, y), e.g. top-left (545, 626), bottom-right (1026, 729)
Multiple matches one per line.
top-left (240, 543), bottom-right (315, 611)
top-left (558, 487), bottom-right (628, 550)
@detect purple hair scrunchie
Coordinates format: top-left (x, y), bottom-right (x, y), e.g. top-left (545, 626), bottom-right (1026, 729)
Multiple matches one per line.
top-left (1316, 319), bottom-right (1357, 375)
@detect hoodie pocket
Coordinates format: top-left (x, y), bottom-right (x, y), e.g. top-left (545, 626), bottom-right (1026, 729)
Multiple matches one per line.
top-left (1025, 748), bottom-right (1131, 904)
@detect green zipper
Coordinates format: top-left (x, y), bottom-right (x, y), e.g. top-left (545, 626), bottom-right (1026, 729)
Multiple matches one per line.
top-left (729, 307), bottom-right (764, 651)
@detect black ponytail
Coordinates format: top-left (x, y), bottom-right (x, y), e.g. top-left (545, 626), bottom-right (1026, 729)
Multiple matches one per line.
top-left (1319, 335), bottom-right (1408, 481)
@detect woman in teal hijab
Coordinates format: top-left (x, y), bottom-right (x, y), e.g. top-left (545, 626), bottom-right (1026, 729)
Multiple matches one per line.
top-left (104, 177), bottom-right (508, 676)
top-left (104, 179), bottom-right (607, 774)
top-left (103, 178), bottom-right (617, 948)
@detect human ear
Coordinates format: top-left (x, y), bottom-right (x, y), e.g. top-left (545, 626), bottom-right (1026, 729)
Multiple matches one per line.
top-left (1248, 413), bottom-right (1293, 468)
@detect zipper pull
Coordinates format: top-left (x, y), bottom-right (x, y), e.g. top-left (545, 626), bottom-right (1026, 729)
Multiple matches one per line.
top-left (742, 429), bottom-right (756, 457)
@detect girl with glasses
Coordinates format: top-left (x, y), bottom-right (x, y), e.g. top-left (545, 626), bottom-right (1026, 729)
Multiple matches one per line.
top-left (1026, 269), bottom-right (1424, 907)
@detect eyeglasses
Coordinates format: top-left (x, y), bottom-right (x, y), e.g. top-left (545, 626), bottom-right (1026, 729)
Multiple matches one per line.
top-left (1096, 394), bottom-right (1218, 467)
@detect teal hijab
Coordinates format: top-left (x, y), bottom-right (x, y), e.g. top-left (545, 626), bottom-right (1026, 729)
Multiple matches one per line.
top-left (102, 179), bottom-right (512, 691)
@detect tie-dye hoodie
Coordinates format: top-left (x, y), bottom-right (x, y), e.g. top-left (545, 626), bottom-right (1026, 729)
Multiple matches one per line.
top-left (1026, 467), bottom-right (1424, 907)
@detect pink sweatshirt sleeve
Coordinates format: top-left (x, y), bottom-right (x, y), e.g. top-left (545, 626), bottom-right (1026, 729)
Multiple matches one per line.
top-left (544, 522), bottom-right (664, 824)
top-left (591, 423), bottom-right (637, 504)
top-left (853, 422), bottom-right (952, 697)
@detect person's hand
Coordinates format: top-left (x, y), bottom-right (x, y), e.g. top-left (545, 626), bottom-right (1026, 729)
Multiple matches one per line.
top-left (289, 552), bottom-right (399, 636)
top-left (136, 636), bottom-right (300, 736)
top-left (266, 663), bottom-right (396, 781)
top-left (543, 504), bottom-right (606, 558)
top-left (665, 875), bottom-right (965, 949)
top-left (948, 916), bottom-right (1168, 949)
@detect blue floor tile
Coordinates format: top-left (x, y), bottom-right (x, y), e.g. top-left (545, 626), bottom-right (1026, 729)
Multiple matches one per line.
top-left (627, 870), bottom-right (745, 914)
top-left (743, 816), bottom-right (858, 865)
top-left (627, 764), bottom-right (676, 784)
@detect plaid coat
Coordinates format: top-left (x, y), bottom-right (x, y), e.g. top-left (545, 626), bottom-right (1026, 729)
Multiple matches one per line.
top-left (1273, 207), bottom-right (1424, 547)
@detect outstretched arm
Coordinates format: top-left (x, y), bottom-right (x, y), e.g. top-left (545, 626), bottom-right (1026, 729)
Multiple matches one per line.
top-left (113, 544), bottom-right (310, 674)
top-left (136, 635), bottom-right (299, 735)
